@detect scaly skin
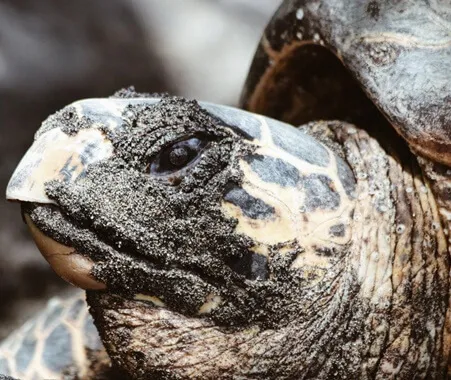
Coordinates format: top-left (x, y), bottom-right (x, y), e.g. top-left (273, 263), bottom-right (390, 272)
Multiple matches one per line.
top-left (239, 1), bottom-right (451, 376)
top-left (0, 291), bottom-right (115, 379)
top-left (3, 2), bottom-right (451, 378)
top-left (3, 91), bottom-right (449, 378)
top-left (86, 120), bottom-right (450, 379)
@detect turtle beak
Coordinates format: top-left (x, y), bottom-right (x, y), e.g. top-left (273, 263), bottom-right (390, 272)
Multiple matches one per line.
top-left (6, 97), bottom-right (156, 203)
top-left (5, 99), bottom-right (128, 290)
top-left (5, 125), bottom-right (113, 290)
top-left (24, 213), bottom-right (107, 290)
top-left (6, 123), bottom-right (114, 205)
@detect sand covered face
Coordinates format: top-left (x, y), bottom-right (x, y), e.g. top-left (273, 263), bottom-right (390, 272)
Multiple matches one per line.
top-left (14, 96), bottom-right (254, 324)
top-left (7, 93), bottom-right (450, 378)
top-left (8, 94), bottom-right (357, 328)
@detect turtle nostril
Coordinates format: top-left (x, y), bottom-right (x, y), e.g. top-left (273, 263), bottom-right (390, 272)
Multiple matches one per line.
top-left (226, 251), bottom-right (269, 281)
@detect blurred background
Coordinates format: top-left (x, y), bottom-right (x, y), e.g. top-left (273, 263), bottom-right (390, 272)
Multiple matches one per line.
top-left (0, 0), bottom-right (282, 339)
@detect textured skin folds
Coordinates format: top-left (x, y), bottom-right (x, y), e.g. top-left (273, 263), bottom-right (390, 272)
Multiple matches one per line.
top-left (2, 90), bottom-right (450, 379)
top-left (3, 1), bottom-right (451, 375)
top-left (86, 121), bottom-right (450, 379)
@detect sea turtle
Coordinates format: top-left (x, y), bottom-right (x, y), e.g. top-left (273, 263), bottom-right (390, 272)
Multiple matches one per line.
top-left (2, 0), bottom-right (451, 379)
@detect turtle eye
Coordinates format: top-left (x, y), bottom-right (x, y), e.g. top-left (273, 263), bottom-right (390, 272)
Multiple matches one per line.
top-left (150, 137), bottom-right (207, 175)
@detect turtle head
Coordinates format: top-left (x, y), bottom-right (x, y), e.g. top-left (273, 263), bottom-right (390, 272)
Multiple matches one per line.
top-left (7, 92), bottom-right (357, 376)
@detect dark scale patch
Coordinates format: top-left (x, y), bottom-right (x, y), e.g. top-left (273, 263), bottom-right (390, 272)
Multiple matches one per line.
top-left (329, 224), bottom-right (346, 237)
top-left (80, 142), bottom-right (101, 166)
top-left (367, 0), bottom-right (380, 19)
top-left (224, 185), bottom-right (275, 219)
top-left (15, 336), bottom-right (37, 372)
top-left (43, 302), bottom-right (64, 330)
top-left (336, 157), bottom-right (356, 197)
top-left (66, 298), bottom-right (85, 322)
top-left (204, 103), bottom-right (262, 140)
top-left (244, 154), bottom-right (300, 187)
top-left (227, 252), bottom-right (269, 281)
top-left (43, 325), bottom-right (74, 372)
top-left (59, 156), bottom-right (79, 183)
top-left (315, 246), bottom-right (336, 257)
top-left (301, 174), bottom-right (340, 211)
top-left (250, 254), bottom-right (269, 281)
top-left (268, 120), bottom-right (330, 167)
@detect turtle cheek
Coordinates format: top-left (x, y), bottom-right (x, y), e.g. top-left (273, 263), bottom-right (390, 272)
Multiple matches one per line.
top-left (220, 157), bottom-right (300, 248)
top-left (24, 214), bottom-right (106, 290)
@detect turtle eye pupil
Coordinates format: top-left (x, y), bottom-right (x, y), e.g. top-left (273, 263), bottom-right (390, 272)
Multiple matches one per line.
top-left (169, 147), bottom-right (189, 167)
top-left (150, 136), bottom-right (207, 176)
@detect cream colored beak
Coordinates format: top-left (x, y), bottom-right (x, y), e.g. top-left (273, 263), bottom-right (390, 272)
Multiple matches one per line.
top-left (5, 97), bottom-right (146, 204)
top-left (6, 124), bottom-right (112, 289)
top-left (4, 98), bottom-right (133, 290)
top-left (6, 127), bottom-right (114, 204)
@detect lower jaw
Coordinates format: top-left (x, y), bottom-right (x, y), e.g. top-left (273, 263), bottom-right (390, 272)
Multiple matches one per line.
top-left (23, 207), bottom-right (223, 314)
top-left (24, 213), bottom-right (106, 290)
top-left (22, 203), bottom-right (244, 322)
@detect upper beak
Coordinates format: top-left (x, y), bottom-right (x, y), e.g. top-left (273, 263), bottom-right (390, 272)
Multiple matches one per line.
top-left (4, 98), bottom-right (132, 290)
top-left (5, 126), bottom-right (114, 290)
top-left (4, 98), bottom-right (134, 204)
top-left (6, 127), bottom-right (114, 204)
top-left (6, 124), bottom-right (113, 290)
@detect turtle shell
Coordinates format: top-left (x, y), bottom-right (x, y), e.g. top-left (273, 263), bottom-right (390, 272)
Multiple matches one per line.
top-left (241, 0), bottom-right (451, 166)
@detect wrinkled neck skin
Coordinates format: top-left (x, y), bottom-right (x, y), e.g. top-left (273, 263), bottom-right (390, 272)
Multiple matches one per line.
top-left (86, 121), bottom-right (450, 380)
